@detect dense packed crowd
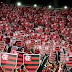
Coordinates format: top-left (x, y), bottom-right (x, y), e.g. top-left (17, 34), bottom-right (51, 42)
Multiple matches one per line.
top-left (0, 2), bottom-right (72, 72)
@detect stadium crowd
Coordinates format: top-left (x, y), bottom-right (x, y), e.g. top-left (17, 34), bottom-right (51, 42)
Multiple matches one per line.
top-left (0, 2), bottom-right (72, 72)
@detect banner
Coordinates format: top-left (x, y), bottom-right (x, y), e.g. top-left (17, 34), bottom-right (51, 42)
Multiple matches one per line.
top-left (1, 53), bottom-right (17, 72)
top-left (23, 54), bottom-right (40, 72)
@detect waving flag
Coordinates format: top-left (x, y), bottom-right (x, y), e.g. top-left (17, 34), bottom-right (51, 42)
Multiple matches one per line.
top-left (0, 41), bottom-right (5, 51)
top-left (1, 53), bottom-right (17, 72)
top-left (60, 52), bottom-right (65, 63)
top-left (23, 54), bottom-right (40, 72)
top-left (16, 52), bottom-right (25, 68)
top-left (65, 56), bottom-right (72, 69)
top-left (49, 52), bottom-right (56, 63)
top-left (30, 40), bottom-right (35, 48)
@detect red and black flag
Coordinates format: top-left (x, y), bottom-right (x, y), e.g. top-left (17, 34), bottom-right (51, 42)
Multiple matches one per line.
top-left (23, 54), bottom-right (40, 72)
top-left (49, 52), bottom-right (56, 63)
top-left (16, 52), bottom-right (25, 68)
top-left (16, 41), bottom-right (21, 47)
top-left (65, 56), bottom-right (72, 69)
top-left (60, 52), bottom-right (65, 63)
top-left (30, 40), bottom-right (35, 48)
top-left (1, 53), bottom-right (17, 72)
top-left (0, 41), bottom-right (5, 51)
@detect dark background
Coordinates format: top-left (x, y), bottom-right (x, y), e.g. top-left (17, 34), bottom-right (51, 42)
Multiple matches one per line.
top-left (0, 0), bottom-right (72, 8)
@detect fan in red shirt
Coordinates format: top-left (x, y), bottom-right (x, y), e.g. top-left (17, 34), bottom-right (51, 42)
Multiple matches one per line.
top-left (42, 68), bottom-right (47, 72)
top-left (5, 37), bottom-right (10, 44)
top-left (35, 48), bottom-right (40, 54)
top-left (24, 44), bottom-right (31, 54)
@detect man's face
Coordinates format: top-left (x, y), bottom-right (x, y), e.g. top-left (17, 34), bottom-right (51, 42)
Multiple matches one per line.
top-left (26, 45), bottom-right (31, 51)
